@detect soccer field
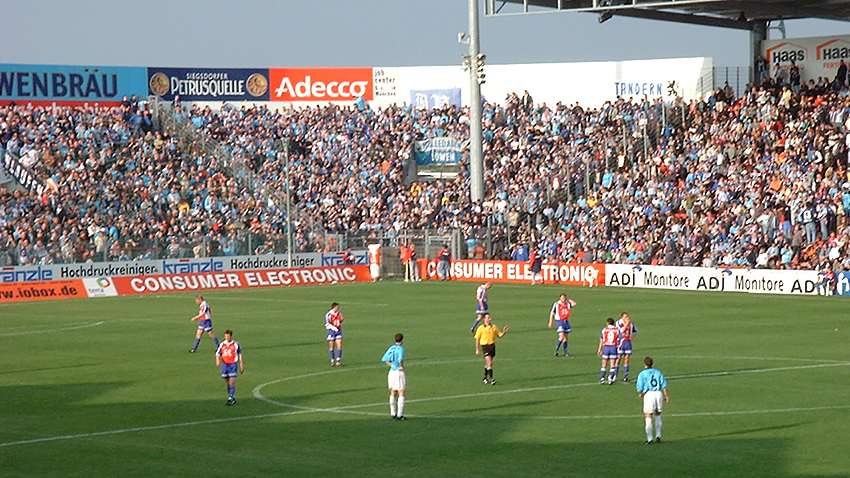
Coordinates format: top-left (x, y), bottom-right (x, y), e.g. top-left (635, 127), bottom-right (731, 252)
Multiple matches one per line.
top-left (2, 281), bottom-right (848, 478)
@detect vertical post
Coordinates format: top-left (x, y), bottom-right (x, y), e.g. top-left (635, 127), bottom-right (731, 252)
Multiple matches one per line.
top-left (751, 20), bottom-right (768, 85)
top-left (285, 141), bottom-right (293, 267)
top-left (468, 0), bottom-right (485, 203)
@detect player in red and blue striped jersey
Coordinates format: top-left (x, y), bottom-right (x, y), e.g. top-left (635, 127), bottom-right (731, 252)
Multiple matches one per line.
top-left (471, 282), bottom-right (492, 334)
top-left (325, 302), bottom-right (344, 366)
top-left (616, 311), bottom-right (638, 381)
top-left (597, 317), bottom-right (621, 384)
top-left (548, 294), bottom-right (576, 356)
top-left (215, 329), bottom-right (244, 405)
top-left (190, 295), bottom-right (220, 353)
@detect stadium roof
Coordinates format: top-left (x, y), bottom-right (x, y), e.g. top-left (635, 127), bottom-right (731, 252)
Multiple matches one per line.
top-left (486, 1), bottom-right (850, 30)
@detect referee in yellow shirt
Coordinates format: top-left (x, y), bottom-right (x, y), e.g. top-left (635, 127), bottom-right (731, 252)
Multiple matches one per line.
top-left (474, 313), bottom-right (509, 385)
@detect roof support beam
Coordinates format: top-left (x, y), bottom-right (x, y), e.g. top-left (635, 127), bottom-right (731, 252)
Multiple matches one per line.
top-left (599, 7), bottom-right (753, 29)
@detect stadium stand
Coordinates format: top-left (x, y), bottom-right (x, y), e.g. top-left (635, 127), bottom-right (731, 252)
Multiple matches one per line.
top-left (1, 78), bottom-right (848, 270)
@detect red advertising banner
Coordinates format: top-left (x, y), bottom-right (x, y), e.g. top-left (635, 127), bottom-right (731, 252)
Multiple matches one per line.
top-left (0, 279), bottom-right (88, 303)
top-left (111, 265), bottom-right (372, 295)
top-left (268, 68), bottom-right (373, 101)
top-left (419, 260), bottom-right (606, 286)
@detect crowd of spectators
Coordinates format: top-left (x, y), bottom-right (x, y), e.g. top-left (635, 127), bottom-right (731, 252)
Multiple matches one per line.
top-left (1, 73), bottom-right (849, 273)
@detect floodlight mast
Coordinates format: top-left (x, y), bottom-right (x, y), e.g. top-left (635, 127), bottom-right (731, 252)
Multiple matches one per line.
top-left (467, 0), bottom-right (485, 203)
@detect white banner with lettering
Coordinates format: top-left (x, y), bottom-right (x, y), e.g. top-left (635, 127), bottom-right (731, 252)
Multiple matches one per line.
top-left (605, 264), bottom-right (819, 295)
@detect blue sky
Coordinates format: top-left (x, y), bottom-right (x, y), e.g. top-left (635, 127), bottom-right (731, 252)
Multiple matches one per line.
top-left (2, 0), bottom-right (848, 68)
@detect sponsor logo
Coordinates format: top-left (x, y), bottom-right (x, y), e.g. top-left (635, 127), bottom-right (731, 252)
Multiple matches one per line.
top-left (149, 72), bottom-right (169, 96)
top-left (766, 42), bottom-right (807, 64)
top-left (96, 277), bottom-right (112, 288)
top-left (0, 68), bottom-right (120, 100)
top-left (613, 81), bottom-right (664, 97)
top-left (123, 267), bottom-right (364, 293)
top-left (270, 68), bottom-right (373, 101)
top-left (147, 68), bottom-right (269, 100)
top-left (161, 258), bottom-right (224, 275)
top-left (321, 252), bottom-right (366, 267)
top-left (0, 266), bottom-right (54, 283)
top-left (816, 39), bottom-right (850, 61)
top-left (246, 73), bottom-right (269, 97)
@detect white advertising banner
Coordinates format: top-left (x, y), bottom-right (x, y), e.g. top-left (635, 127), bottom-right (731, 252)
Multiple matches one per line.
top-left (762, 35), bottom-right (850, 85)
top-left (605, 264), bottom-right (819, 295)
top-left (0, 250), bottom-right (368, 283)
top-left (368, 57), bottom-right (712, 110)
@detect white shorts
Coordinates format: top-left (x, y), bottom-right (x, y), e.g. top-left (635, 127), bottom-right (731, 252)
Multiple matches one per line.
top-left (643, 390), bottom-right (664, 414)
top-left (387, 369), bottom-right (406, 391)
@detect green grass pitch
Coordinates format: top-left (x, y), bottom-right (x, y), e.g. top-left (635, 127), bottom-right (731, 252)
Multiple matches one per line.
top-left (2, 281), bottom-right (849, 477)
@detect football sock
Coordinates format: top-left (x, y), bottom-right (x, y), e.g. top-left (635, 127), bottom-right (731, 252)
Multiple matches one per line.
top-left (655, 415), bottom-right (663, 438)
top-left (623, 365), bottom-right (629, 379)
top-left (192, 338), bottom-right (200, 351)
top-left (397, 396), bottom-right (405, 416)
top-left (336, 348), bottom-right (343, 361)
top-left (329, 349), bottom-right (335, 362)
top-left (600, 367), bottom-right (606, 380)
top-left (227, 386), bottom-right (235, 399)
top-left (645, 418), bottom-right (653, 441)
top-left (485, 367), bottom-right (493, 379)
top-left (611, 365), bottom-right (619, 380)
top-left (213, 336), bottom-right (220, 347)
top-left (563, 340), bottom-right (568, 354)
top-left (555, 340), bottom-right (562, 353)
top-left (389, 396), bottom-right (397, 416)
top-left (471, 319), bottom-right (481, 332)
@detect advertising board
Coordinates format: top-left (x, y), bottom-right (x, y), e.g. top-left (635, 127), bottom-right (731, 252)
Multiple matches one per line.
top-left (0, 64), bottom-right (147, 107)
top-left (147, 68), bottom-right (270, 101)
top-left (762, 35), bottom-right (850, 85)
top-left (419, 259), bottom-right (605, 285)
top-left (605, 264), bottom-right (820, 295)
top-left (269, 68), bottom-right (373, 102)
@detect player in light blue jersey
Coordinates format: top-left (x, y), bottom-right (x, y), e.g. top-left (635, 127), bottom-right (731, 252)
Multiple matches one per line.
top-left (381, 333), bottom-right (406, 420)
top-left (190, 295), bottom-right (220, 353)
top-left (635, 356), bottom-right (669, 444)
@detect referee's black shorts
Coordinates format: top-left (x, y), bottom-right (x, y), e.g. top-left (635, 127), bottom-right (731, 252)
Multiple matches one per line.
top-left (482, 344), bottom-right (496, 357)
